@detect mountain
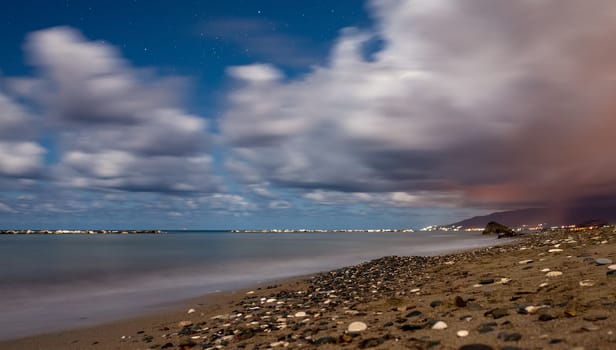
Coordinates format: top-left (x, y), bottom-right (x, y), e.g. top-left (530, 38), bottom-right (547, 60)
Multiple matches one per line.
top-left (450, 205), bottom-right (616, 228)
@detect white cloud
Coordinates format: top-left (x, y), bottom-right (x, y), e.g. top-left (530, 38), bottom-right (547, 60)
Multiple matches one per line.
top-left (0, 142), bottom-right (46, 177)
top-left (23, 27), bottom-right (218, 193)
top-left (222, 0), bottom-right (616, 208)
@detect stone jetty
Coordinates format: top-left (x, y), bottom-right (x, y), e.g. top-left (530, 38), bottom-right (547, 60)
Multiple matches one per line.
top-left (0, 229), bottom-right (162, 234)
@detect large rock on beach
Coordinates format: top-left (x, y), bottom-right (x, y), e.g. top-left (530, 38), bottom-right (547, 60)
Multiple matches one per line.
top-left (482, 221), bottom-right (516, 238)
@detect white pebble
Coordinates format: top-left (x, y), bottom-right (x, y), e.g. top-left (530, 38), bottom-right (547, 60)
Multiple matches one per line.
top-left (539, 282), bottom-right (549, 288)
top-left (548, 249), bottom-right (563, 253)
top-left (432, 321), bottom-right (448, 330)
top-left (294, 311), bottom-right (307, 317)
top-left (518, 259), bottom-right (533, 264)
top-left (541, 268), bottom-right (551, 272)
top-left (608, 264), bottom-right (616, 271)
top-left (187, 308), bottom-right (196, 314)
top-left (579, 280), bottom-right (594, 287)
top-left (348, 321), bottom-right (367, 332)
top-left (546, 271), bottom-right (563, 277)
top-left (457, 330), bottom-right (469, 337)
top-left (525, 305), bottom-right (539, 314)
top-left (266, 298), bottom-right (277, 303)
top-left (410, 288), bottom-right (420, 293)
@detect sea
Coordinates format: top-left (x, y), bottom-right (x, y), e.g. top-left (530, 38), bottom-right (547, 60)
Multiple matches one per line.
top-left (0, 230), bottom-right (502, 340)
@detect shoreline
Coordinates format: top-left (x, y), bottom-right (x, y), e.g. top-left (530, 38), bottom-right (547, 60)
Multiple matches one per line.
top-left (2, 229), bottom-right (615, 349)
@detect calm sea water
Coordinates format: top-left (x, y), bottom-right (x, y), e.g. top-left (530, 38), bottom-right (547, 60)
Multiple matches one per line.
top-left (0, 231), bottom-right (501, 340)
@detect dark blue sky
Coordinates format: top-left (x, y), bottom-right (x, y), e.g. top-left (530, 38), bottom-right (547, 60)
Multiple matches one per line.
top-left (1, 0), bottom-right (614, 229)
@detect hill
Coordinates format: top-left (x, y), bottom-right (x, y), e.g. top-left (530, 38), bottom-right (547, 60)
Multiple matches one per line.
top-left (450, 204), bottom-right (616, 228)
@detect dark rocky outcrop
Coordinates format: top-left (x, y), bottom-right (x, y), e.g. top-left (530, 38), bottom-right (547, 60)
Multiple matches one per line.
top-left (482, 221), bottom-right (515, 238)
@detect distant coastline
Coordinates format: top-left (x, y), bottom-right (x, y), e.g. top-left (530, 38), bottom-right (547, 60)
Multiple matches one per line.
top-left (231, 228), bottom-right (415, 233)
top-left (0, 229), bottom-right (162, 235)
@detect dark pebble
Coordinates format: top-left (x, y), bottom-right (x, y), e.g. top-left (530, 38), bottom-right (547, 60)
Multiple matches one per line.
top-left (427, 340), bottom-right (441, 348)
top-left (478, 326), bottom-right (494, 334)
top-left (486, 308), bottom-right (509, 319)
top-left (430, 300), bottom-right (443, 308)
top-left (455, 296), bottom-right (468, 307)
top-left (358, 337), bottom-right (385, 348)
top-left (608, 270), bottom-right (616, 277)
top-left (161, 343), bottom-right (174, 349)
top-left (406, 310), bottom-right (422, 317)
top-left (549, 339), bottom-right (564, 344)
top-left (142, 335), bottom-right (154, 343)
top-left (383, 321), bottom-right (394, 327)
top-left (467, 302), bottom-right (483, 311)
top-left (314, 336), bottom-right (336, 345)
top-left (538, 314), bottom-right (555, 321)
top-left (459, 344), bottom-right (494, 350)
top-left (583, 315), bottom-right (608, 321)
top-left (497, 332), bottom-right (522, 341)
top-left (479, 279), bottom-right (495, 285)
top-left (401, 324), bottom-right (423, 331)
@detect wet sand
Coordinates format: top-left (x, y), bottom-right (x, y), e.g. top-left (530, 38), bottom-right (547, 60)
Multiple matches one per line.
top-left (2, 228), bottom-right (615, 350)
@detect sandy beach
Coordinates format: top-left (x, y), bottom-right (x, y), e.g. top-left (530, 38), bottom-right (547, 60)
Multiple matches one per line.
top-left (2, 228), bottom-right (615, 350)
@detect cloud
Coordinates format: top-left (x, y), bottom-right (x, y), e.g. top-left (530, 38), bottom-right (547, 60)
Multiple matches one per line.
top-left (200, 17), bottom-right (324, 67)
top-left (221, 0), bottom-right (616, 209)
top-left (23, 27), bottom-right (219, 193)
top-left (0, 90), bottom-right (44, 178)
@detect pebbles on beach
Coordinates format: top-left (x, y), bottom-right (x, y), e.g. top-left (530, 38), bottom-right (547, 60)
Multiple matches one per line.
top-left (49, 227), bottom-right (616, 350)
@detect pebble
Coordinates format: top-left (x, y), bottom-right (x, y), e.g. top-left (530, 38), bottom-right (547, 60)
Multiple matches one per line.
top-left (538, 314), bottom-right (555, 321)
top-left (579, 280), bottom-right (594, 287)
top-left (607, 264), bottom-right (616, 270)
top-left (608, 270), bottom-right (616, 277)
top-left (548, 249), bottom-right (563, 253)
top-left (541, 268), bottom-right (551, 272)
top-left (457, 330), bottom-right (470, 337)
top-left (518, 259), bottom-right (533, 264)
top-left (486, 308), bottom-right (509, 319)
top-left (178, 320), bottom-right (193, 327)
top-left (348, 321), bottom-right (367, 332)
top-left (595, 258), bottom-right (613, 265)
top-left (187, 308), bottom-right (196, 314)
top-left (546, 271), bottom-right (563, 277)
top-left (497, 332), bottom-right (522, 341)
top-left (524, 305), bottom-right (540, 314)
top-left (581, 324), bottom-right (600, 331)
top-left (294, 311), bottom-right (307, 317)
top-left (432, 321), bottom-right (448, 330)
top-left (430, 300), bottom-right (443, 307)
top-left (459, 344), bottom-right (494, 350)
top-left (410, 288), bottom-right (420, 293)
top-left (270, 341), bottom-right (289, 347)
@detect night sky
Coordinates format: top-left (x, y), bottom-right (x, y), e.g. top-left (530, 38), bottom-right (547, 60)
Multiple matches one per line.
top-left (2, 0), bottom-right (616, 229)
